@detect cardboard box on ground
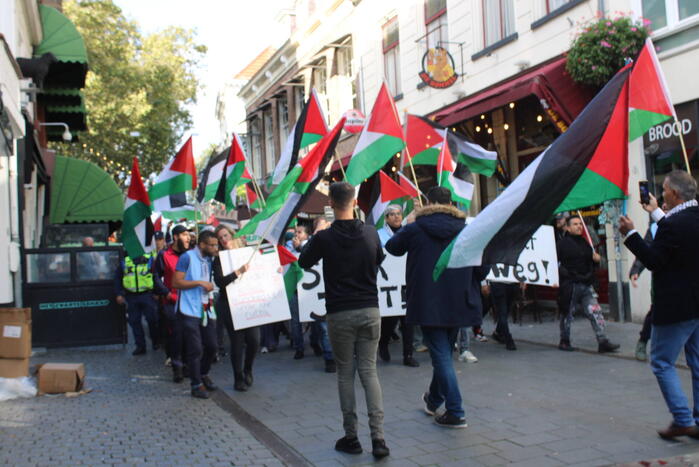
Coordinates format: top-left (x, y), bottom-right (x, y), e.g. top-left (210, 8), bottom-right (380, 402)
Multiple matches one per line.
top-left (0, 308), bottom-right (31, 377)
top-left (37, 363), bottom-right (86, 394)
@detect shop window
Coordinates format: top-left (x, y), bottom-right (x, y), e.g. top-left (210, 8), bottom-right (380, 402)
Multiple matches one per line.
top-left (483, 0), bottom-right (515, 47)
top-left (382, 17), bottom-right (401, 96)
top-left (514, 95), bottom-right (559, 152)
top-left (642, 0), bottom-right (699, 32)
top-left (425, 0), bottom-right (448, 49)
top-left (76, 251), bottom-right (120, 281)
top-left (26, 253), bottom-right (71, 283)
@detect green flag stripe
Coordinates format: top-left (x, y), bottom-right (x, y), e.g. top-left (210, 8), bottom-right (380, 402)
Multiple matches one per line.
top-left (299, 133), bottom-right (323, 148)
top-left (122, 201), bottom-right (151, 258)
top-left (556, 168), bottom-right (625, 213)
top-left (629, 108), bottom-right (673, 142)
top-left (149, 173), bottom-right (194, 200)
top-left (410, 148), bottom-right (439, 166)
top-left (458, 153), bottom-right (497, 177)
top-left (346, 135), bottom-right (405, 185)
top-left (203, 180), bottom-right (220, 202)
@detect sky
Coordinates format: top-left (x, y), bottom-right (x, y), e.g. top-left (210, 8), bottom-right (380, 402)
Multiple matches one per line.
top-left (113, 0), bottom-right (289, 162)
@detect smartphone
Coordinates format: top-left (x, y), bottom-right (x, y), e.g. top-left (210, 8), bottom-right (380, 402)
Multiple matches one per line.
top-left (639, 180), bottom-right (651, 205)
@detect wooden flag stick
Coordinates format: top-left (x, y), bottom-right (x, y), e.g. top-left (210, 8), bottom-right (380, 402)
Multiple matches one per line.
top-left (577, 210), bottom-right (594, 251)
top-left (675, 117), bottom-right (693, 175)
top-left (246, 165), bottom-right (267, 208)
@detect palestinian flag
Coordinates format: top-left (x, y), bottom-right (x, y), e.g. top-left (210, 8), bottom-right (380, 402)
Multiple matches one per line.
top-left (405, 114), bottom-right (497, 176)
top-left (434, 65), bottom-right (632, 279)
top-left (346, 83), bottom-right (405, 185)
top-left (197, 148), bottom-right (227, 202)
top-left (215, 133), bottom-right (252, 210)
top-left (123, 158), bottom-right (154, 258)
top-left (437, 130), bottom-right (475, 207)
top-left (365, 171), bottom-right (416, 228)
top-left (629, 38), bottom-right (675, 142)
top-left (244, 183), bottom-right (260, 210)
top-left (271, 89), bottom-right (328, 186)
top-left (238, 118), bottom-right (345, 244)
top-left (153, 214), bottom-right (162, 234)
top-left (396, 171), bottom-right (420, 218)
top-left (149, 137), bottom-right (197, 219)
top-left (278, 245), bottom-right (303, 302)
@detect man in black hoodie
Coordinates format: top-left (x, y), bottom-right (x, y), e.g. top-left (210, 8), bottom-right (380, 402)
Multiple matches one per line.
top-left (298, 182), bottom-right (389, 459)
top-left (386, 187), bottom-right (488, 429)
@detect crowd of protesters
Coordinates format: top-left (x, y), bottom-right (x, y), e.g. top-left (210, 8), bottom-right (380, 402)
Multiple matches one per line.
top-left (113, 170), bottom-right (699, 455)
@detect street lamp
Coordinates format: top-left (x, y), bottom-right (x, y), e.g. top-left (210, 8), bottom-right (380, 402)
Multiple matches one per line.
top-left (39, 122), bottom-right (72, 142)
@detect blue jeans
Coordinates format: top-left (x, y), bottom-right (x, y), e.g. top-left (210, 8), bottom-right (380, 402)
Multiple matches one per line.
top-left (289, 293), bottom-right (304, 352)
top-left (310, 321), bottom-right (333, 361)
top-left (457, 327), bottom-right (470, 353)
top-left (650, 319), bottom-right (699, 427)
top-left (422, 326), bottom-right (464, 418)
top-left (126, 293), bottom-right (159, 350)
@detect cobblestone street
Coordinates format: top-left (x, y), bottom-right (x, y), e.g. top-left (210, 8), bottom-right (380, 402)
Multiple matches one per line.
top-left (2, 317), bottom-right (699, 466)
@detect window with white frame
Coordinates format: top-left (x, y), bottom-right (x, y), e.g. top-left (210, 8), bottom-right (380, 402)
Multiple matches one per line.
top-left (425, 0), bottom-right (448, 50)
top-left (250, 119), bottom-right (262, 178)
top-left (278, 97), bottom-right (289, 146)
top-left (483, 0), bottom-right (515, 47)
top-left (642, 0), bottom-right (699, 32)
top-left (383, 17), bottom-right (401, 96)
top-left (546, 0), bottom-right (573, 13)
top-left (263, 110), bottom-right (275, 174)
top-left (336, 43), bottom-right (353, 77)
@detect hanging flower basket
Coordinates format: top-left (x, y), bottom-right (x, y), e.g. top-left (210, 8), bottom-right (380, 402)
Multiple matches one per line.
top-left (566, 16), bottom-right (650, 87)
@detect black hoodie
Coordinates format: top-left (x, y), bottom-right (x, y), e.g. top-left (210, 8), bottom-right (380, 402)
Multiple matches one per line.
top-left (298, 219), bottom-right (385, 313)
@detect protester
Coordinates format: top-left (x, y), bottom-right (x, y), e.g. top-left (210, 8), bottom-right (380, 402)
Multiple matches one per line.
top-left (298, 181), bottom-right (389, 458)
top-left (154, 231), bottom-right (166, 253)
top-left (376, 204), bottom-right (418, 367)
top-left (172, 230), bottom-right (219, 399)
top-left (619, 170), bottom-right (699, 440)
top-left (554, 213), bottom-right (568, 242)
top-left (556, 215), bottom-right (619, 353)
top-left (386, 186), bottom-right (488, 429)
top-left (212, 225), bottom-right (253, 392)
top-left (154, 225), bottom-right (190, 382)
top-left (115, 250), bottom-right (162, 355)
top-left (485, 281), bottom-right (521, 351)
top-left (456, 327), bottom-right (478, 363)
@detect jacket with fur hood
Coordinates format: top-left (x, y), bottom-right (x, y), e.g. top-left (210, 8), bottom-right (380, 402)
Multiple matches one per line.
top-left (385, 204), bottom-right (489, 328)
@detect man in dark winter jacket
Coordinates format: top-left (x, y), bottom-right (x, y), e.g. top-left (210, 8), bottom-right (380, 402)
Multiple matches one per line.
top-left (299, 182), bottom-right (389, 459)
top-left (385, 186), bottom-right (488, 429)
top-left (556, 215), bottom-right (619, 353)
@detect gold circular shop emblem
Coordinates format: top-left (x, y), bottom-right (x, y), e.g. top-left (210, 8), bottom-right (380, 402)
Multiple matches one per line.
top-left (419, 47), bottom-right (458, 89)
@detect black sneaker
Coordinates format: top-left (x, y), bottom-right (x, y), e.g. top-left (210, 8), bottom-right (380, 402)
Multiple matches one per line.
top-left (191, 385), bottom-right (209, 399)
top-left (243, 370), bottom-right (253, 387)
top-left (558, 340), bottom-right (576, 352)
top-left (201, 375), bottom-right (217, 391)
top-left (505, 338), bottom-right (517, 351)
top-left (132, 347), bottom-right (146, 356)
top-left (378, 344), bottom-right (390, 362)
top-left (172, 366), bottom-right (184, 383)
top-left (434, 412), bottom-right (467, 429)
top-left (335, 436), bottom-right (362, 454)
top-left (422, 392), bottom-right (438, 416)
top-left (372, 438), bottom-right (390, 458)
top-left (293, 350), bottom-right (304, 360)
top-left (310, 343), bottom-right (322, 356)
top-left (234, 380), bottom-right (248, 392)
top-left (403, 356), bottom-right (419, 367)
top-left (598, 339), bottom-right (620, 353)
top-left (325, 359), bottom-right (336, 373)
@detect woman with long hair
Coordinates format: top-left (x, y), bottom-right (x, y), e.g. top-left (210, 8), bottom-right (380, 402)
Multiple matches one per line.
top-left (212, 225), bottom-right (258, 391)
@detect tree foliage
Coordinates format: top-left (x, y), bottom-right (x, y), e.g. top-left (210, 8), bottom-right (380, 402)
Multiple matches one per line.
top-left (54, 0), bottom-right (206, 182)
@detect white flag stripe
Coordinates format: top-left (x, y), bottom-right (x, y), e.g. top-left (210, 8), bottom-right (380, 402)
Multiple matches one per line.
top-left (448, 173), bottom-right (474, 201)
top-left (272, 125), bottom-right (297, 185)
top-left (452, 137), bottom-right (497, 161)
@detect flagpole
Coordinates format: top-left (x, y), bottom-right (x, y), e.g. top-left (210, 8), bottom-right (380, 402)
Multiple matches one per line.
top-left (577, 210), bottom-right (594, 251)
top-left (675, 117), bottom-right (693, 175)
top-left (402, 111), bottom-right (424, 207)
top-left (246, 166), bottom-right (267, 208)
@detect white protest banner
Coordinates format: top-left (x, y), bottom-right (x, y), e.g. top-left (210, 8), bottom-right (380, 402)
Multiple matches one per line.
top-left (297, 252), bottom-right (407, 321)
top-left (486, 225), bottom-right (559, 286)
top-left (219, 246), bottom-right (291, 330)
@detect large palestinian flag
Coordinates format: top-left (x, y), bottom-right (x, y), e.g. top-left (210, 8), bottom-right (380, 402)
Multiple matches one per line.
top-left (123, 158), bottom-right (154, 258)
top-left (629, 38), bottom-right (675, 142)
top-left (215, 133), bottom-right (252, 210)
top-left (271, 89), bottom-right (328, 186)
top-left (345, 83), bottom-right (405, 185)
top-left (278, 245), bottom-right (303, 302)
top-left (238, 118), bottom-right (345, 244)
top-left (365, 171), bottom-right (416, 228)
top-left (396, 171), bottom-right (420, 217)
top-left (436, 130), bottom-right (476, 207)
top-left (197, 148), bottom-right (227, 202)
top-left (149, 137), bottom-right (197, 220)
top-left (434, 65), bottom-right (632, 278)
top-left (405, 114), bottom-right (497, 176)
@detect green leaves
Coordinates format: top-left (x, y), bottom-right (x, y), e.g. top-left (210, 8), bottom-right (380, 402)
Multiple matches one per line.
top-left (566, 16), bottom-right (649, 87)
top-left (54, 0), bottom-right (205, 185)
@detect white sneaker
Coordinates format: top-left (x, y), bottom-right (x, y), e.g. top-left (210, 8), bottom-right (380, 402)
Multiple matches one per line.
top-left (164, 357), bottom-right (172, 367)
top-left (261, 346), bottom-right (269, 354)
top-left (458, 350), bottom-right (478, 363)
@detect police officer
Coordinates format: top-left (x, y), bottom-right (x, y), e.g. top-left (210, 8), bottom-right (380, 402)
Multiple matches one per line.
top-left (115, 251), bottom-right (162, 355)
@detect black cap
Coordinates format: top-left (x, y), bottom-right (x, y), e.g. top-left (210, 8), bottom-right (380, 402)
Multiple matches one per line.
top-left (154, 231), bottom-right (164, 240)
top-left (171, 225), bottom-right (187, 236)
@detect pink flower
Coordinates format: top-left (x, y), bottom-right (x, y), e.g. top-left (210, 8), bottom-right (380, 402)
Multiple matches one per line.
top-left (643, 18), bottom-right (652, 26)
top-left (606, 21), bottom-right (612, 26)
top-left (591, 65), bottom-right (598, 70)
top-left (631, 27), bottom-right (637, 31)
top-left (600, 40), bottom-right (612, 48)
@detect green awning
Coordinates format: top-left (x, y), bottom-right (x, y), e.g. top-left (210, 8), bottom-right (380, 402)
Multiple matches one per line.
top-left (50, 156), bottom-right (124, 224)
top-left (35, 5), bottom-right (88, 88)
top-left (39, 88), bottom-right (84, 107)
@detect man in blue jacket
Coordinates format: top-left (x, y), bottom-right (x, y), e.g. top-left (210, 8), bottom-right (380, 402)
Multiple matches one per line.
top-left (386, 186), bottom-right (488, 428)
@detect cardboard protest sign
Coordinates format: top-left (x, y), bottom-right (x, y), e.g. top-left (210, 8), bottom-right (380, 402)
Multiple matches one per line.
top-left (298, 252), bottom-right (407, 321)
top-left (486, 225), bottom-right (559, 286)
top-left (219, 246), bottom-right (291, 330)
